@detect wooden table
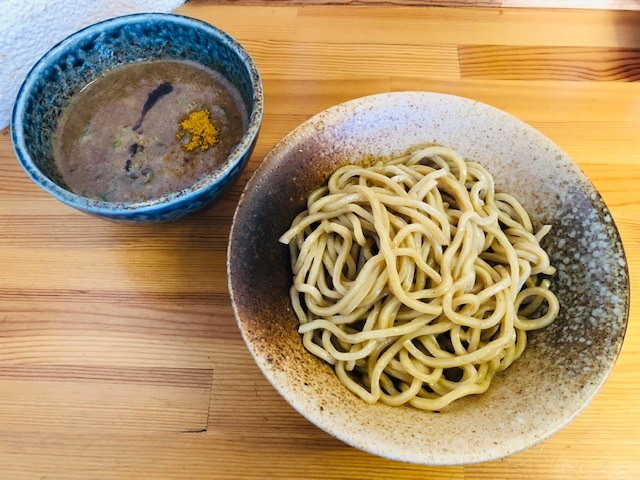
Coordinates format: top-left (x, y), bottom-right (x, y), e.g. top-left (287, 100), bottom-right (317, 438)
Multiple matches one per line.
top-left (0, 3), bottom-right (638, 478)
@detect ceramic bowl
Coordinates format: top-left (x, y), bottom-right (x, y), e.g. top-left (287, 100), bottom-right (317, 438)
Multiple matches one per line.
top-left (11, 13), bottom-right (262, 223)
top-left (228, 92), bottom-right (629, 465)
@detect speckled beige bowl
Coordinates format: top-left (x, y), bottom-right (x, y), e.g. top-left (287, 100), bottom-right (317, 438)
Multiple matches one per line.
top-left (228, 92), bottom-right (629, 465)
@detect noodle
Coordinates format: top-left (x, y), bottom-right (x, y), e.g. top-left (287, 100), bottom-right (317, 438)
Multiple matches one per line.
top-left (279, 146), bottom-right (559, 411)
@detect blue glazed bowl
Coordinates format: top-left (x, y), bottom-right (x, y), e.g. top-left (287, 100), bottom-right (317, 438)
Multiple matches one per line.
top-left (11, 13), bottom-right (262, 223)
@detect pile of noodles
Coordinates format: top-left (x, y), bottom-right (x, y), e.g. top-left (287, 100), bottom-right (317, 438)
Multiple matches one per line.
top-left (279, 146), bottom-right (559, 411)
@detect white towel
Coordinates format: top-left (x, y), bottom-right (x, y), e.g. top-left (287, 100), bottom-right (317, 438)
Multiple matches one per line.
top-left (0, 0), bottom-right (186, 129)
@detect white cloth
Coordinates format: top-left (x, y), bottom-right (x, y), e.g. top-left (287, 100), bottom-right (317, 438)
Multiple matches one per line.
top-left (0, 0), bottom-right (186, 129)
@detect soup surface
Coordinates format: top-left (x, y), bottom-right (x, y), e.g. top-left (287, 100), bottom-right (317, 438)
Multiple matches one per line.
top-left (53, 60), bottom-right (247, 202)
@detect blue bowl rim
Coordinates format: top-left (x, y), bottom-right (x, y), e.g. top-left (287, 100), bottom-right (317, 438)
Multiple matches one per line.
top-left (11, 12), bottom-right (263, 217)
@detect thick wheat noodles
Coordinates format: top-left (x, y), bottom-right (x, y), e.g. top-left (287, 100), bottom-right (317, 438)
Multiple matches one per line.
top-left (279, 146), bottom-right (559, 411)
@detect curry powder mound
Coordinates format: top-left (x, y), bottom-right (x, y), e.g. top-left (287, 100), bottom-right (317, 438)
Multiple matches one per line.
top-left (177, 109), bottom-right (220, 152)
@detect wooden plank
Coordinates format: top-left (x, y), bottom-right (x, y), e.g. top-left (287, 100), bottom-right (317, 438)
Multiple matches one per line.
top-left (240, 41), bottom-right (460, 79)
top-left (0, 335), bottom-right (216, 368)
top-left (0, 372), bottom-right (211, 434)
top-left (293, 6), bottom-right (640, 48)
top-left (387, 76), bottom-right (640, 126)
top-left (177, 3), bottom-right (298, 42)
top-left (0, 432), bottom-right (465, 480)
top-left (188, 0), bottom-right (640, 10)
top-left (459, 45), bottom-right (640, 81)
top-left (503, 0), bottom-right (640, 9)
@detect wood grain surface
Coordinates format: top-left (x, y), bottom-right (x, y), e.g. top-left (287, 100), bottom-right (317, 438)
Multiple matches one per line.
top-left (191, 0), bottom-right (640, 10)
top-left (1, 4), bottom-right (639, 479)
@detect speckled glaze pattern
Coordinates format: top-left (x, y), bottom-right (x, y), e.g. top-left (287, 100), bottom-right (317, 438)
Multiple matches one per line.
top-left (11, 13), bottom-right (262, 223)
top-left (228, 92), bottom-right (629, 465)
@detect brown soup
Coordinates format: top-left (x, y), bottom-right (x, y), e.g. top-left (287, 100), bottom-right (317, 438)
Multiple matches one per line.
top-left (53, 60), bottom-right (247, 202)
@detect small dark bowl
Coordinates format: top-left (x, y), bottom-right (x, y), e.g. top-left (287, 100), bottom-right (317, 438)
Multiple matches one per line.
top-left (228, 92), bottom-right (629, 465)
top-left (11, 13), bottom-right (262, 223)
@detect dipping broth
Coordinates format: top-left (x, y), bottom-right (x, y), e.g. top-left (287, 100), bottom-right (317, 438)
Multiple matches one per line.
top-left (53, 60), bottom-right (248, 202)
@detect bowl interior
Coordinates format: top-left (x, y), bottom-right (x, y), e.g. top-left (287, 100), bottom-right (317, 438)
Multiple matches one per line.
top-left (14, 13), bottom-right (259, 195)
top-left (228, 92), bottom-right (629, 465)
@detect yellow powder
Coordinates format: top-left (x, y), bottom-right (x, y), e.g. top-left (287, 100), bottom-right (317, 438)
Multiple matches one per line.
top-left (176, 109), bottom-right (219, 152)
